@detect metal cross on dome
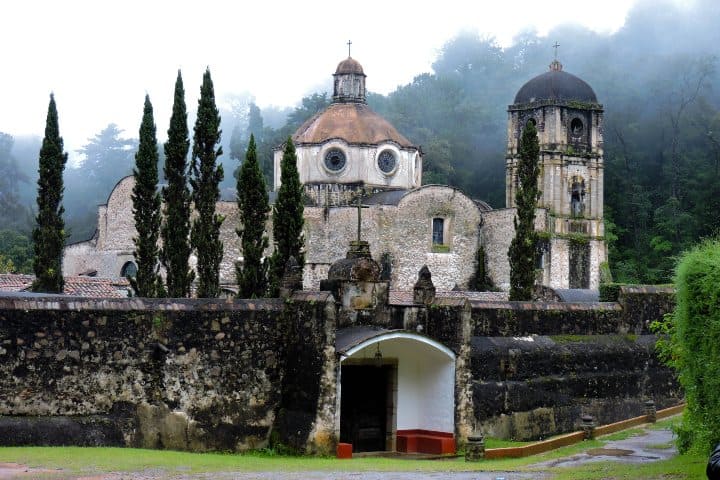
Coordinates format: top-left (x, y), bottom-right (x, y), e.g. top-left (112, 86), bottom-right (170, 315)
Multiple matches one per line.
top-left (553, 42), bottom-right (560, 60)
top-left (347, 40), bottom-right (352, 57)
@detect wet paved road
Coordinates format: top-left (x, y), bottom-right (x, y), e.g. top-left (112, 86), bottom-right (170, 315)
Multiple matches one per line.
top-left (531, 427), bottom-right (677, 468)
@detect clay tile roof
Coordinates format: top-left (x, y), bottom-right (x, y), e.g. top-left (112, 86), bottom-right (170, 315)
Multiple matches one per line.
top-left (335, 57), bottom-right (365, 75)
top-left (293, 102), bottom-right (414, 148)
top-left (0, 274), bottom-right (34, 292)
top-left (0, 274), bottom-right (130, 298)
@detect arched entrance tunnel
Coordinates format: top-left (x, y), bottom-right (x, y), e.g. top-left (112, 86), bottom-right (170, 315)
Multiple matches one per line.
top-left (336, 328), bottom-right (456, 454)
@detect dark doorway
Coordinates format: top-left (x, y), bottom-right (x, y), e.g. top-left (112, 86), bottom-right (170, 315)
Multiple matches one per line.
top-left (340, 364), bottom-right (391, 452)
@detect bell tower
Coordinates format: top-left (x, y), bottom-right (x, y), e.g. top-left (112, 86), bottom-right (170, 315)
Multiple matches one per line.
top-left (506, 58), bottom-right (606, 289)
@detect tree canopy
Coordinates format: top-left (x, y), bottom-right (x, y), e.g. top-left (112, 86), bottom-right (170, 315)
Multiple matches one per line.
top-left (130, 95), bottom-right (164, 297)
top-left (235, 134), bottom-right (270, 298)
top-left (32, 94), bottom-right (68, 293)
top-left (161, 71), bottom-right (194, 298)
top-left (269, 137), bottom-right (304, 296)
top-left (190, 68), bottom-right (225, 298)
top-left (508, 121), bottom-right (540, 300)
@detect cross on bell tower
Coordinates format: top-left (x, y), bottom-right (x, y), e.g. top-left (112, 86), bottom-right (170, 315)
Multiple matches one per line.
top-left (347, 40), bottom-right (352, 57)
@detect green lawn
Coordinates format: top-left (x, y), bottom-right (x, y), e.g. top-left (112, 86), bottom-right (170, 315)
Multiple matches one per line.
top-left (0, 418), bottom-right (707, 479)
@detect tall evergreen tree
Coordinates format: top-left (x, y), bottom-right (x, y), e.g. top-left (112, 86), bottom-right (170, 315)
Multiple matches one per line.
top-left (235, 134), bottom-right (269, 298)
top-left (508, 121), bottom-right (540, 300)
top-left (32, 94), bottom-right (68, 293)
top-left (161, 71), bottom-right (194, 298)
top-left (130, 95), bottom-right (163, 297)
top-left (190, 68), bottom-right (224, 298)
top-left (269, 137), bottom-right (304, 296)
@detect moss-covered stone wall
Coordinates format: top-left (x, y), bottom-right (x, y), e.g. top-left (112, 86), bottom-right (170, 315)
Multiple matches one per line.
top-left (471, 301), bottom-right (626, 336)
top-left (470, 334), bottom-right (681, 440)
top-left (0, 287), bottom-right (681, 451)
top-left (0, 295), bottom-right (285, 451)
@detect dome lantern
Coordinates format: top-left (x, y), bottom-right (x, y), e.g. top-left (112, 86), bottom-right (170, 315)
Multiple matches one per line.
top-left (333, 57), bottom-right (367, 103)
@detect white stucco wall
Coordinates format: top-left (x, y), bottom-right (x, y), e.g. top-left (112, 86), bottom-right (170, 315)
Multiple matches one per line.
top-left (342, 334), bottom-right (455, 433)
top-left (275, 140), bottom-right (420, 191)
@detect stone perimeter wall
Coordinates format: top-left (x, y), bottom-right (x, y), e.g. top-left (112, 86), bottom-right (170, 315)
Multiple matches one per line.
top-left (467, 288), bottom-right (680, 440)
top-left (0, 296), bottom-right (285, 451)
top-left (0, 287), bottom-right (680, 450)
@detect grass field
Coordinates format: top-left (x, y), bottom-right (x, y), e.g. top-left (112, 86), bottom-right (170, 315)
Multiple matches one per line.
top-left (0, 418), bottom-right (707, 479)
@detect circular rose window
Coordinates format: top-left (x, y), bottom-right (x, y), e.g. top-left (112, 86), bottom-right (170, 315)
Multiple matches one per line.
top-left (377, 150), bottom-right (397, 173)
top-left (324, 148), bottom-right (346, 172)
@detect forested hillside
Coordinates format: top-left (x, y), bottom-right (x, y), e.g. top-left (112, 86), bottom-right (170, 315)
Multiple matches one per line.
top-left (1, 0), bottom-right (718, 283)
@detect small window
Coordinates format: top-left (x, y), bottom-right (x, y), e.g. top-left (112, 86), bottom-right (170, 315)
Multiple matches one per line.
top-left (570, 118), bottom-right (583, 136)
top-left (432, 218), bottom-right (444, 245)
top-left (120, 261), bottom-right (137, 278)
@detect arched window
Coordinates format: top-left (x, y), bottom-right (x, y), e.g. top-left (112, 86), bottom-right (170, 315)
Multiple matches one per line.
top-left (570, 118), bottom-right (584, 136)
top-left (120, 261), bottom-right (137, 278)
top-left (570, 178), bottom-right (586, 218)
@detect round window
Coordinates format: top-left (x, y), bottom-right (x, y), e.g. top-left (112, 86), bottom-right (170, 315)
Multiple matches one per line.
top-left (377, 150), bottom-right (397, 173)
top-left (324, 148), bottom-right (346, 172)
top-left (570, 118), bottom-right (584, 136)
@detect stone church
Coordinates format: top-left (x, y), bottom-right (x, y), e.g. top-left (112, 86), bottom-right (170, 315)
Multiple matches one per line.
top-left (63, 55), bottom-right (607, 293)
top-left (3, 55), bottom-right (681, 458)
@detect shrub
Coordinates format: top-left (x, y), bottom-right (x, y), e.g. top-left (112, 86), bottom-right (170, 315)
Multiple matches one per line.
top-left (599, 282), bottom-right (624, 302)
top-left (659, 237), bottom-right (720, 453)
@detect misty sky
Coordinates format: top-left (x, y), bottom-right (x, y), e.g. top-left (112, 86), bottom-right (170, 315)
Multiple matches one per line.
top-left (1, 0), bottom-right (695, 162)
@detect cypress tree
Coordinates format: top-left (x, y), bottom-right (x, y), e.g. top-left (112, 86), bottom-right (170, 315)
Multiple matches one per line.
top-left (32, 94), bottom-right (67, 293)
top-left (130, 95), bottom-right (163, 297)
top-left (508, 120), bottom-right (540, 300)
top-left (236, 134), bottom-right (269, 298)
top-left (190, 68), bottom-right (224, 298)
top-left (161, 71), bottom-right (194, 298)
top-left (269, 137), bottom-right (304, 296)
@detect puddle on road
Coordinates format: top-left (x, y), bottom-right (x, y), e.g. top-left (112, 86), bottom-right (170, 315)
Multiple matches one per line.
top-left (587, 448), bottom-right (634, 456)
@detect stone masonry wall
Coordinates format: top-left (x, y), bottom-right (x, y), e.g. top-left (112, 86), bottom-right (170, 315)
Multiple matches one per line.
top-left (64, 177), bottom-right (485, 293)
top-left (471, 334), bottom-right (681, 440)
top-left (0, 295), bottom-right (285, 451)
top-left (304, 185), bottom-right (483, 291)
top-left (480, 207), bottom-right (547, 290)
top-left (274, 292), bottom-right (338, 454)
top-left (467, 295), bottom-right (680, 441)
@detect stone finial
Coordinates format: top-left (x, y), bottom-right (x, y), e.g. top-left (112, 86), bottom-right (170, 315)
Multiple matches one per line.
top-left (580, 414), bottom-right (596, 440)
top-left (644, 399), bottom-right (657, 423)
top-left (413, 265), bottom-right (436, 305)
top-left (280, 256), bottom-right (303, 298)
top-left (465, 432), bottom-right (485, 462)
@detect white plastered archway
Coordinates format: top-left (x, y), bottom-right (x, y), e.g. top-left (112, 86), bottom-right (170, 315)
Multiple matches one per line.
top-left (338, 331), bottom-right (456, 435)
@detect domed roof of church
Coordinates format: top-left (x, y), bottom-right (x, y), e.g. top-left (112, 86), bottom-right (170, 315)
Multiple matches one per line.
top-left (514, 60), bottom-right (597, 104)
top-left (293, 102), bottom-right (414, 147)
top-left (335, 57), bottom-right (365, 75)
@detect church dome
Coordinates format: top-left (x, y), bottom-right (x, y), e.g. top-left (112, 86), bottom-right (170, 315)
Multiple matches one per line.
top-left (514, 60), bottom-right (597, 104)
top-left (335, 57), bottom-right (365, 75)
top-left (293, 102), bottom-right (414, 147)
